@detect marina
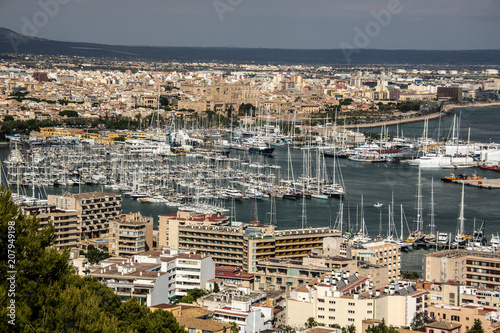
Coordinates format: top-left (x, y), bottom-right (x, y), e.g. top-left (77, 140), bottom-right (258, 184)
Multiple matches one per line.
top-left (1, 105), bottom-right (500, 272)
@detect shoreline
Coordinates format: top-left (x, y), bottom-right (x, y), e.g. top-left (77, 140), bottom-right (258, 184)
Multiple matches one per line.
top-left (341, 102), bottom-right (500, 129)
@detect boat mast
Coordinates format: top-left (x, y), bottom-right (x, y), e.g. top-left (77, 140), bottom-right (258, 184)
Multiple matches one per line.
top-left (400, 204), bottom-right (404, 242)
top-left (429, 178), bottom-right (436, 236)
top-left (416, 166), bottom-right (423, 232)
top-left (458, 182), bottom-right (465, 236)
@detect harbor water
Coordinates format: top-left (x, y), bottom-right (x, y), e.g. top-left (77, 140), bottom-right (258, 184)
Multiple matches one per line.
top-left (1, 105), bottom-right (499, 273)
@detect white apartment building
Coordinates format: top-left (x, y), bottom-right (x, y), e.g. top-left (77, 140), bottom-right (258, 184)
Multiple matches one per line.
top-left (90, 250), bottom-right (215, 307)
top-left (286, 271), bottom-right (428, 332)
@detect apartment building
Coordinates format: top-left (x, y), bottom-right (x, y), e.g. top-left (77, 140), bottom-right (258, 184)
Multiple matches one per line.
top-left (48, 192), bottom-right (121, 239)
top-left (90, 250), bottom-right (215, 306)
top-left (427, 303), bottom-right (499, 333)
top-left (215, 266), bottom-right (254, 288)
top-left (423, 250), bottom-right (500, 290)
top-left (108, 212), bottom-right (154, 256)
top-left (211, 298), bottom-right (271, 333)
top-left (420, 281), bottom-right (500, 309)
top-left (200, 286), bottom-right (285, 329)
top-left (286, 272), bottom-right (428, 332)
top-left (324, 238), bottom-right (401, 283)
top-left (254, 254), bottom-right (389, 293)
top-left (23, 205), bottom-right (80, 249)
top-left (159, 211), bottom-right (341, 273)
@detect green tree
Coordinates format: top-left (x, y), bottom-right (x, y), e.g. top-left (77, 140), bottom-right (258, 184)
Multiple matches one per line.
top-left (0, 187), bottom-right (186, 332)
top-left (230, 321), bottom-right (239, 333)
top-left (366, 319), bottom-right (398, 333)
top-left (84, 244), bottom-right (111, 264)
top-left (342, 324), bottom-right (356, 333)
top-left (177, 288), bottom-right (208, 303)
top-left (213, 282), bottom-right (220, 293)
top-left (401, 271), bottom-right (421, 280)
top-left (3, 115), bottom-right (14, 122)
top-left (114, 136), bottom-right (126, 142)
top-left (467, 319), bottom-right (485, 333)
top-left (305, 317), bottom-right (318, 329)
top-left (59, 110), bottom-right (79, 118)
top-left (340, 98), bottom-right (353, 106)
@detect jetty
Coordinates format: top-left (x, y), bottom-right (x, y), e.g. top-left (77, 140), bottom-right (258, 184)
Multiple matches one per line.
top-left (450, 178), bottom-right (500, 189)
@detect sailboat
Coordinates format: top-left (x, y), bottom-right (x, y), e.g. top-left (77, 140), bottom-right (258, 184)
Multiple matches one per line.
top-left (352, 195), bottom-right (371, 243)
top-left (406, 166), bottom-right (426, 243)
top-left (424, 178), bottom-right (437, 244)
top-left (453, 183), bottom-right (471, 246)
top-left (311, 148), bottom-right (329, 200)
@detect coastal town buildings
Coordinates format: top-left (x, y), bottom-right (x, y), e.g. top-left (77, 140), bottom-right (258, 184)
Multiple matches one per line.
top-left (158, 211), bottom-right (341, 273)
top-left (286, 271), bottom-right (429, 332)
top-left (23, 205), bottom-right (80, 249)
top-left (48, 192), bottom-right (121, 240)
top-left (89, 250), bottom-right (215, 306)
top-left (108, 211), bottom-right (154, 256)
top-left (427, 303), bottom-right (499, 333)
top-left (423, 250), bottom-right (500, 290)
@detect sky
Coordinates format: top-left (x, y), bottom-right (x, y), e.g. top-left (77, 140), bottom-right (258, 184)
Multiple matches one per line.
top-left (0, 0), bottom-right (499, 50)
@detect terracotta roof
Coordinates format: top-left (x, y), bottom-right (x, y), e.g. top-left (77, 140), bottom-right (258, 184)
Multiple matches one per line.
top-left (177, 317), bottom-right (230, 332)
top-left (426, 321), bottom-right (461, 330)
top-left (180, 306), bottom-right (213, 318)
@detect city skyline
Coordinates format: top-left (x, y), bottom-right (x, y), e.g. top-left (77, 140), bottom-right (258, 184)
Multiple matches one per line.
top-left (0, 0), bottom-right (499, 50)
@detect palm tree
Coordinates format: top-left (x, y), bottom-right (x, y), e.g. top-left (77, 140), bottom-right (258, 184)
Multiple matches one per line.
top-left (305, 317), bottom-right (318, 329)
top-left (229, 321), bottom-right (239, 333)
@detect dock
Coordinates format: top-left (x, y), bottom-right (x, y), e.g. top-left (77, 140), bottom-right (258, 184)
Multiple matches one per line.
top-left (450, 178), bottom-right (500, 189)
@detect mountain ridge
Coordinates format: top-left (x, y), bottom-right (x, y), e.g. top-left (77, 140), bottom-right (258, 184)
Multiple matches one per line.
top-left (0, 27), bottom-right (499, 66)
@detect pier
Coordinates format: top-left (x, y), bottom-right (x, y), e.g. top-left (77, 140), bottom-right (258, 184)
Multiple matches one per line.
top-left (449, 178), bottom-right (500, 189)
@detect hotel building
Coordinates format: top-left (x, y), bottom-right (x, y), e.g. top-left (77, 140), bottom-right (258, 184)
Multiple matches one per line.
top-left (23, 205), bottom-right (80, 249)
top-left (158, 211), bottom-right (341, 273)
top-left (48, 192), bottom-right (121, 239)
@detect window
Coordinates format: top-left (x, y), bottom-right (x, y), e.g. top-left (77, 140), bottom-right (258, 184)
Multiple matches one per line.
top-left (318, 308), bottom-right (325, 311)
top-left (329, 300), bottom-right (335, 304)
top-left (318, 298), bottom-right (325, 303)
top-left (451, 315), bottom-right (460, 322)
top-left (318, 315), bottom-right (324, 319)
top-left (329, 316), bottom-right (335, 320)
top-left (348, 310), bottom-right (355, 314)
top-left (348, 302), bottom-right (355, 306)
top-left (443, 314), bottom-right (446, 320)
top-left (329, 308), bottom-right (335, 312)
top-left (348, 318), bottom-right (355, 322)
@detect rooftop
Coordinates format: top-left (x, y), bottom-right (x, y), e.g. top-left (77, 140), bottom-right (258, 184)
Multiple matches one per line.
top-left (425, 249), bottom-right (500, 260)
